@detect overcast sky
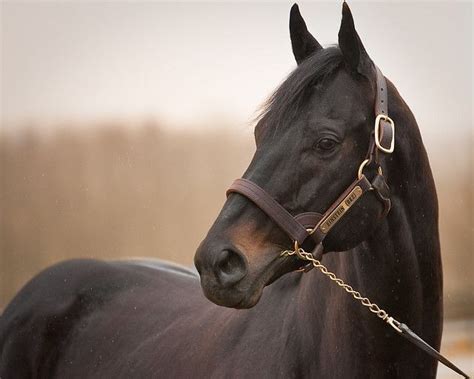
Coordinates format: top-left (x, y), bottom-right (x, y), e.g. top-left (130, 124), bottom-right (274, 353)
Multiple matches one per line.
top-left (1, 1), bottom-right (472, 138)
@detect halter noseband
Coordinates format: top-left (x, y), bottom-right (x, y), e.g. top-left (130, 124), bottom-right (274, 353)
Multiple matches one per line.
top-left (226, 66), bottom-right (394, 263)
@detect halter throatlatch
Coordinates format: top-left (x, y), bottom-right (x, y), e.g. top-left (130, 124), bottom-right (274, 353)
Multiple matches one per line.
top-left (227, 66), bottom-right (394, 262)
top-left (225, 66), bottom-right (470, 378)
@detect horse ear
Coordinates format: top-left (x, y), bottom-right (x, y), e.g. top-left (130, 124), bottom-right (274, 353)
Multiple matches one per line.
top-left (290, 4), bottom-right (322, 65)
top-left (338, 2), bottom-right (372, 76)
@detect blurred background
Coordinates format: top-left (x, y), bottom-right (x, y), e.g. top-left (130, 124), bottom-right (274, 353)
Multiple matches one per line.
top-left (1, 1), bottom-right (472, 376)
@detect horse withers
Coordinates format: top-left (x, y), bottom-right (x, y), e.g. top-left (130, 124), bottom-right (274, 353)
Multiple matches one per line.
top-left (0, 3), bottom-right (444, 378)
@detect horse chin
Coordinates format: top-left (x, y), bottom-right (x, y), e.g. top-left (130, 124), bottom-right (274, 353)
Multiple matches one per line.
top-left (233, 288), bottom-right (264, 309)
top-left (199, 277), bottom-right (264, 309)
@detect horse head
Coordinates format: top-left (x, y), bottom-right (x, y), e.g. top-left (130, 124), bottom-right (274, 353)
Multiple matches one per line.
top-left (195, 3), bottom-right (392, 308)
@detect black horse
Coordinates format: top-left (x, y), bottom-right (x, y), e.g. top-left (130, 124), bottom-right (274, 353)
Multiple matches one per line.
top-left (0, 4), bottom-right (443, 378)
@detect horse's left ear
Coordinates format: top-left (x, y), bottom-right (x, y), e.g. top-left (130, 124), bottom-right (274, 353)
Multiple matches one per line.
top-left (290, 4), bottom-right (323, 65)
top-left (338, 2), bottom-right (372, 77)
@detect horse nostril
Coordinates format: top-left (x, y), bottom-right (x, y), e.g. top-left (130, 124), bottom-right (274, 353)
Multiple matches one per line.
top-left (215, 249), bottom-right (247, 287)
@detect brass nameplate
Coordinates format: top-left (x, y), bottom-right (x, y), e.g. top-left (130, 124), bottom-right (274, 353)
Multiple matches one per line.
top-left (319, 186), bottom-right (363, 233)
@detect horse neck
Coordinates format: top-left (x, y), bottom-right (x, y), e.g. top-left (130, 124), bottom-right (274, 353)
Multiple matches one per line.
top-left (379, 81), bottom-right (442, 337)
top-left (382, 80), bottom-right (442, 308)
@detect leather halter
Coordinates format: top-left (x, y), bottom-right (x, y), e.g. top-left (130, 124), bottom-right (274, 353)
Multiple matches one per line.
top-left (227, 66), bottom-right (394, 262)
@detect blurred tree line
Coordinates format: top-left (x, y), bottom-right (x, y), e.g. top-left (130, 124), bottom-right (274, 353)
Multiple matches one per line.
top-left (0, 122), bottom-right (471, 318)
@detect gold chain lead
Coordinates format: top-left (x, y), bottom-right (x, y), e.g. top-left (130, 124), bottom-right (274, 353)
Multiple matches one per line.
top-left (281, 247), bottom-right (403, 333)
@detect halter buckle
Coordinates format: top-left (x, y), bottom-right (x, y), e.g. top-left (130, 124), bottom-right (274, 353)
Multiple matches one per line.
top-left (374, 114), bottom-right (395, 153)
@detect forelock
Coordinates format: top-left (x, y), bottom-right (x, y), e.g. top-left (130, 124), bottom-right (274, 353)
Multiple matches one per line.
top-left (256, 47), bottom-right (344, 140)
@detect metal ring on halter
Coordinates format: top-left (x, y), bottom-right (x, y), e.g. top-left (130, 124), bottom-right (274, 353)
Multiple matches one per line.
top-left (358, 159), bottom-right (383, 179)
top-left (306, 226), bottom-right (317, 236)
top-left (358, 159), bottom-right (370, 179)
top-left (292, 240), bottom-right (314, 272)
top-left (293, 240), bottom-right (307, 261)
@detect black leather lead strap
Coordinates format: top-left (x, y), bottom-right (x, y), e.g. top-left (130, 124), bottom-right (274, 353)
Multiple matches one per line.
top-left (396, 323), bottom-right (470, 378)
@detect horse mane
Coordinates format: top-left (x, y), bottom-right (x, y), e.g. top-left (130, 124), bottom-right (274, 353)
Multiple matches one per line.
top-left (257, 46), bottom-right (344, 138)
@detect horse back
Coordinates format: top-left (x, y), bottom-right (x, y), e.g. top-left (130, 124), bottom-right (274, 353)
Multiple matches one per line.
top-left (0, 258), bottom-right (198, 378)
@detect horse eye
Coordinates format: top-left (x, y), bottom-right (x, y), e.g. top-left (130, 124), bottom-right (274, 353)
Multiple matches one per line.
top-left (316, 138), bottom-right (337, 151)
